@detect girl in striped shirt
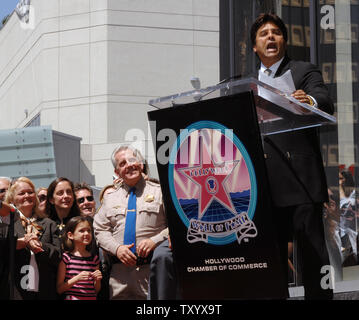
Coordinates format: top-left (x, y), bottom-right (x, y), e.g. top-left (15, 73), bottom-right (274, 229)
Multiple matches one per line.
top-left (57, 216), bottom-right (102, 300)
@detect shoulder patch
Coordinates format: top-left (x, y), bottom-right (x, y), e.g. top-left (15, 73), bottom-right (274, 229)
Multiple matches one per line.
top-left (147, 178), bottom-right (160, 185)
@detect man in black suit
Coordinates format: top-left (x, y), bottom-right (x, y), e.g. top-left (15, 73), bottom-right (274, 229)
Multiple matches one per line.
top-left (251, 13), bottom-right (334, 299)
top-left (0, 201), bottom-right (13, 299)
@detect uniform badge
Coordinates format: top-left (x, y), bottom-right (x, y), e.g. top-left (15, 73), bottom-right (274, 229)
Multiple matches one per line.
top-left (144, 194), bottom-right (155, 202)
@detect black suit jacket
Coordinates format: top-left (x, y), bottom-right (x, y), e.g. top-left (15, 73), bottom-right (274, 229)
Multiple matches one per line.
top-left (262, 55), bottom-right (334, 207)
top-left (0, 223), bottom-right (10, 299)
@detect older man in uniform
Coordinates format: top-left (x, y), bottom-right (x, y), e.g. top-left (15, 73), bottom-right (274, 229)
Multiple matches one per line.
top-left (94, 145), bottom-right (168, 299)
top-left (0, 177), bottom-right (11, 225)
top-left (0, 177), bottom-right (10, 202)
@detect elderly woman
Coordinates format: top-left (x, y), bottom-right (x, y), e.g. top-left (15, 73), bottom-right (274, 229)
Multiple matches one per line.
top-left (46, 177), bottom-right (80, 237)
top-left (4, 177), bottom-right (61, 300)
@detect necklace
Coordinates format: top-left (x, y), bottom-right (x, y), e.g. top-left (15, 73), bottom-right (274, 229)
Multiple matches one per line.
top-left (57, 219), bottom-right (66, 231)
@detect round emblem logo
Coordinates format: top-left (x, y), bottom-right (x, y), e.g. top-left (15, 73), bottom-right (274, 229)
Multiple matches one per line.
top-left (168, 121), bottom-right (258, 246)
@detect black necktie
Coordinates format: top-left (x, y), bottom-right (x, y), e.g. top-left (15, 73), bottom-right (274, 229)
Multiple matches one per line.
top-left (264, 68), bottom-right (272, 77)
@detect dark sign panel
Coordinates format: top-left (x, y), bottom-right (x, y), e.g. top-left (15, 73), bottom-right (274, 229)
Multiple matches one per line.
top-left (148, 92), bottom-right (286, 299)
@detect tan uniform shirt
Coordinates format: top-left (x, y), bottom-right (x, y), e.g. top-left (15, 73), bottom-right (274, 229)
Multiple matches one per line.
top-left (93, 177), bottom-right (168, 257)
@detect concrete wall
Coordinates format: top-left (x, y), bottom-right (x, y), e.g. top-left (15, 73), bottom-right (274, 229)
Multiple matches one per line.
top-left (0, 0), bottom-right (219, 187)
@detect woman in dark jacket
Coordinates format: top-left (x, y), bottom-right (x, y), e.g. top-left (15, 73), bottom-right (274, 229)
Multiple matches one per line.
top-left (46, 177), bottom-right (80, 238)
top-left (4, 177), bottom-right (61, 300)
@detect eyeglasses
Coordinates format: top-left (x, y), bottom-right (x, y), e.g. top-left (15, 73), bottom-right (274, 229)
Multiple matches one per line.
top-left (38, 195), bottom-right (47, 202)
top-left (0, 188), bottom-right (7, 193)
top-left (77, 196), bottom-right (94, 204)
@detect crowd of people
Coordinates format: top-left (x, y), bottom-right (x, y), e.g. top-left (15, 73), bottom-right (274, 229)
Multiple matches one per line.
top-left (324, 169), bottom-right (359, 281)
top-left (0, 144), bottom-right (175, 300)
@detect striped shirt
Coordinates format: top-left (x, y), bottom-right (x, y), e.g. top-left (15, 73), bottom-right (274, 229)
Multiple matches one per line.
top-left (62, 252), bottom-right (100, 300)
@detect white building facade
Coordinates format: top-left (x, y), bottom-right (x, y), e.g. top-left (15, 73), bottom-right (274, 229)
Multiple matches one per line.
top-left (0, 0), bottom-right (219, 187)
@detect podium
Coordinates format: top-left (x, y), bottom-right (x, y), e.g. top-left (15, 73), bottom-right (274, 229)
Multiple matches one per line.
top-left (147, 78), bottom-right (336, 299)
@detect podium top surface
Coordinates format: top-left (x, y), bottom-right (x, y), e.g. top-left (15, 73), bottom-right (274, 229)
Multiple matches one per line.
top-left (148, 77), bottom-right (336, 136)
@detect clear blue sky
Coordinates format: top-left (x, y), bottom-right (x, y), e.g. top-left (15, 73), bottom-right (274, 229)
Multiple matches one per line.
top-left (0, 0), bottom-right (20, 25)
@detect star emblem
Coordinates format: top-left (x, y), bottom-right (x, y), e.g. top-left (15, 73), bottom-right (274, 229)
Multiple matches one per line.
top-left (178, 134), bottom-right (239, 219)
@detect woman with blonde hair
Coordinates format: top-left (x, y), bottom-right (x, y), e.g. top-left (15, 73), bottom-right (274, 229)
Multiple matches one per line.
top-left (4, 177), bottom-right (61, 300)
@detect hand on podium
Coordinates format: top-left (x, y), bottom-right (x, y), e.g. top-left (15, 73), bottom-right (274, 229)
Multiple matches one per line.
top-left (291, 89), bottom-right (314, 106)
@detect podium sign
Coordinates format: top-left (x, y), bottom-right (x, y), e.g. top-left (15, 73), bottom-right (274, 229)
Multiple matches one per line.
top-left (148, 91), bottom-right (287, 299)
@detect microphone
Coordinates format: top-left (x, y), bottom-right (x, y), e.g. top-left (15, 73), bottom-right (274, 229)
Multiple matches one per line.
top-left (191, 74), bottom-right (243, 102)
top-left (150, 74), bottom-right (242, 109)
top-left (190, 77), bottom-right (201, 90)
top-left (190, 77), bottom-right (202, 101)
top-left (217, 74), bottom-right (242, 84)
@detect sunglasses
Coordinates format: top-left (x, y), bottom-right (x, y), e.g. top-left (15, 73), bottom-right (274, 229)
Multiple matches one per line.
top-left (0, 188), bottom-right (7, 193)
top-left (38, 195), bottom-right (47, 202)
top-left (77, 196), bottom-right (94, 204)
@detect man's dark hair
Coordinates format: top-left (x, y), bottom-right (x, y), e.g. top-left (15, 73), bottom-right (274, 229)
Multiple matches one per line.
top-left (74, 182), bottom-right (93, 196)
top-left (250, 13), bottom-right (288, 47)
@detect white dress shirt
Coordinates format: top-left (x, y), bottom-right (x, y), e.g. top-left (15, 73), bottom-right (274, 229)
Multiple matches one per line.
top-left (259, 57), bottom-right (317, 107)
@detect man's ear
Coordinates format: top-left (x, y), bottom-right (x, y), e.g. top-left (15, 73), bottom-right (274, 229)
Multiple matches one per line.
top-left (114, 168), bottom-right (121, 179)
top-left (253, 45), bottom-right (257, 53)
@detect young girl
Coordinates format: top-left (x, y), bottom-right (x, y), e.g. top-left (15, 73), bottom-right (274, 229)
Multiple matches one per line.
top-left (57, 216), bottom-right (102, 300)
